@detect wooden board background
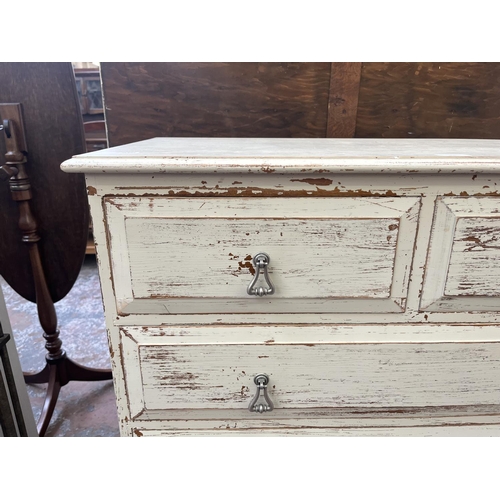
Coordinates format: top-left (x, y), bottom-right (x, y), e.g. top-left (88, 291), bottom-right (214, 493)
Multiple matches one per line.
top-left (100, 62), bottom-right (332, 145)
top-left (356, 62), bottom-right (500, 139)
top-left (0, 63), bottom-right (88, 303)
top-left (100, 62), bottom-right (500, 147)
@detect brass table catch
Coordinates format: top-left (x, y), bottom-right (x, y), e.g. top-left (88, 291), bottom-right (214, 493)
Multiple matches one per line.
top-left (247, 252), bottom-right (275, 297)
top-left (248, 374), bottom-right (274, 413)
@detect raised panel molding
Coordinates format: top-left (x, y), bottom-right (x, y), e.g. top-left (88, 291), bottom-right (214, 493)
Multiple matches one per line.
top-left (105, 197), bottom-right (420, 315)
top-left (121, 326), bottom-right (500, 417)
top-left (421, 197), bottom-right (500, 312)
top-left (61, 137), bottom-right (500, 436)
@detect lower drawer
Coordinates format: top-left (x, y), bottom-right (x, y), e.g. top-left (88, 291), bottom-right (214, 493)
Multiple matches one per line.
top-left (119, 327), bottom-right (500, 423)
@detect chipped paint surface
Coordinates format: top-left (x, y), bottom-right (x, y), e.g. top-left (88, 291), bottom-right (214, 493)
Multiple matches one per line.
top-left (121, 331), bottom-right (500, 411)
top-left (77, 139), bottom-right (500, 436)
top-left (291, 178), bottom-right (334, 186)
top-left (422, 197), bottom-right (500, 312)
top-left (104, 197), bottom-right (419, 315)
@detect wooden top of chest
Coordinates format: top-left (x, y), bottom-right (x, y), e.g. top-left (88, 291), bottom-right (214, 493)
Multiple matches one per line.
top-left (61, 137), bottom-right (500, 175)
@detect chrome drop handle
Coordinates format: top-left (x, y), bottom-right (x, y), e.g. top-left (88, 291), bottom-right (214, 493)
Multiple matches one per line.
top-left (248, 374), bottom-right (274, 413)
top-left (247, 253), bottom-right (275, 297)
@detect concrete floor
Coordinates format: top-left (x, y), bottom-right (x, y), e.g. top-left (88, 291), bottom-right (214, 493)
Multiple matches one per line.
top-left (0, 256), bottom-right (120, 437)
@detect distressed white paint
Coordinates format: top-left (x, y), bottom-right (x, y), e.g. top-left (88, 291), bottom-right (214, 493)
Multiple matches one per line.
top-left (105, 197), bottom-right (420, 315)
top-left (131, 404), bottom-right (500, 436)
top-left (134, 426), bottom-right (500, 437)
top-left (62, 137), bottom-right (500, 436)
top-left (60, 137), bottom-right (500, 174)
top-left (133, 403), bottom-right (500, 425)
top-left (122, 324), bottom-right (500, 345)
top-left (421, 197), bottom-right (500, 311)
top-left (120, 328), bottom-right (500, 416)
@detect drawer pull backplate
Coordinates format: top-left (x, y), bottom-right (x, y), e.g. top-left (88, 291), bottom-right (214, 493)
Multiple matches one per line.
top-left (248, 374), bottom-right (274, 413)
top-left (247, 253), bottom-right (275, 297)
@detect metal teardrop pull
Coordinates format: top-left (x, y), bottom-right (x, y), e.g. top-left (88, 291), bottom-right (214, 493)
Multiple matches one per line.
top-left (248, 374), bottom-right (274, 413)
top-left (247, 252), bottom-right (275, 297)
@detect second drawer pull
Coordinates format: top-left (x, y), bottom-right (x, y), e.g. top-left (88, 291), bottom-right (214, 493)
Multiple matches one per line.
top-left (248, 374), bottom-right (274, 413)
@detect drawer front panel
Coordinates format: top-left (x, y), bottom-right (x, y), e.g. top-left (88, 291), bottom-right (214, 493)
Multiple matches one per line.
top-left (421, 197), bottom-right (500, 311)
top-left (105, 197), bottom-right (420, 315)
top-left (120, 328), bottom-right (500, 419)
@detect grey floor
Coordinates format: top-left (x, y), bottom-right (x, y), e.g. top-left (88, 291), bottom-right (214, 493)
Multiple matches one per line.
top-left (0, 256), bottom-right (120, 437)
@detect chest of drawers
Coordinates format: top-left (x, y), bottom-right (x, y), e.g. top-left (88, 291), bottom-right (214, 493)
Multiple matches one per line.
top-left (62, 138), bottom-right (500, 436)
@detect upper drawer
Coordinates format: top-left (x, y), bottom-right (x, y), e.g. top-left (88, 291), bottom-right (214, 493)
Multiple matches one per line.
top-left (421, 197), bottom-right (500, 312)
top-left (104, 197), bottom-right (420, 315)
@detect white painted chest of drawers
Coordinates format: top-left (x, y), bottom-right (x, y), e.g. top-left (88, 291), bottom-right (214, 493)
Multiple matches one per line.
top-left (62, 138), bottom-right (500, 436)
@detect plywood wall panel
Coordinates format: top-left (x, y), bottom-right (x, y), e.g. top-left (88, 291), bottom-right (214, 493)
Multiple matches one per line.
top-left (101, 62), bottom-right (331, 146)
top-left (355, 62), bottom-right (500, 138)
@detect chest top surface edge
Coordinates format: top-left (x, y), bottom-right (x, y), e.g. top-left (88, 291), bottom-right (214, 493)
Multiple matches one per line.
top-left (60, 138), bottom-right (500, 175)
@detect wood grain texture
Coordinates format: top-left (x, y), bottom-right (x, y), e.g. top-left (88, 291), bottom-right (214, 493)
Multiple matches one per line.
top-left (327, 63), bottom-right (362, 138)
top-left (123, 323), bottom-right (500, 345)
top-left (421, 196), bottom-right (500, 312)
top-left (72, 138), bottom-right (500, 436)
top-left (356, 62), bottom-right (500, 138)
top-left (133, 402), bottom-right (500, 425)
top-left (98, 63), bottom-right (500, 148)
top-left (100, 63), bottom-right (331, 146)
top-left (105, 197), bottom-right (419, 315)
top-left (0, 63), bottom-right (88, 303)
top-left (120, 332), bottom-right (500, 414)
top-left (134, 426), bottom-right (500, 436)
top-left (447, 217), bottom-right (500, 296)
top-left (62, 137), bottom-right (500, 175)
top-left (76, 150), bottom-right (500, 326)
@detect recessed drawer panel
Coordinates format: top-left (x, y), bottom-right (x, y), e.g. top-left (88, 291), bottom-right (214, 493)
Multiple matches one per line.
top-left (421, 197), bottom-right (500, 312)
top-left (120, 327), bottom-right (500, 420)
top-left (105, 197), bottom-right (420, 315)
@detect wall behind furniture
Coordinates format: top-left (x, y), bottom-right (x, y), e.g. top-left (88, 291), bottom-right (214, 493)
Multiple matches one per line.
top-left (100, 62), bottom-right (500, 147)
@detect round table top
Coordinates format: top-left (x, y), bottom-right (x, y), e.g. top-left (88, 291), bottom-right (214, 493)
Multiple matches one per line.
top-left (0, 62), bottom-right (89, 303)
